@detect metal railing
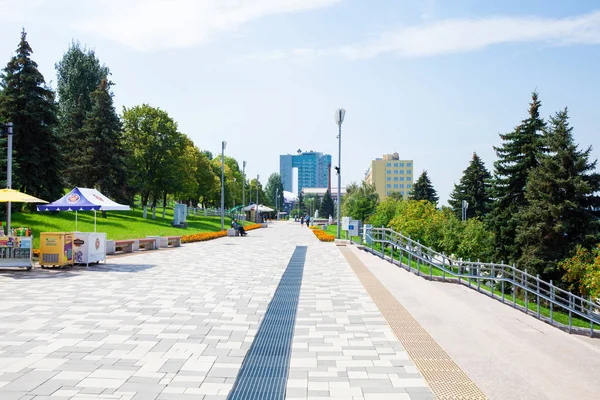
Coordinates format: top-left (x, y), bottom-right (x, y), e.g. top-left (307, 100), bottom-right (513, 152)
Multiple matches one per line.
top-left (359, 226), bottom-right (600, 337)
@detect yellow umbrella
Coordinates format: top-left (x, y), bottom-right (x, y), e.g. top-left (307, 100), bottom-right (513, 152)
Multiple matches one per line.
top-left (0, 188), bottom-right (47, 232)
top-left (0, 188), bottom-right (48, 203)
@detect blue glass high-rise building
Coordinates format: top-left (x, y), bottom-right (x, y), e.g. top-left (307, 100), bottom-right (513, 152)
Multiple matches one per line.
top-left (280, 151), bottom-right (332, 195)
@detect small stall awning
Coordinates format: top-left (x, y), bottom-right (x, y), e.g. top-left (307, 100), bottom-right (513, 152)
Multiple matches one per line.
top-left (37, 187), bottom-right (130, 212)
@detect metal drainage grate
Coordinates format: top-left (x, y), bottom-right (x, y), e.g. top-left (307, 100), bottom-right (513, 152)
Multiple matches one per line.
top-left (228, 246), bottom-right (307, 400)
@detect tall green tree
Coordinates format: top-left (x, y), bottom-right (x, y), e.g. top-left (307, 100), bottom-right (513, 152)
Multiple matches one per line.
top-left (448, 153), bottom-right (492, 219)
top-left (489, 92), bottom-right (546, 263)
top-left (55, 41), bottom-right (110, 186)
top-left (121, 104), bottom-right (184, 218)
top-left (319, 190), bottom-right (335, 219)
top-left (409, 171), bottom-right (438, 205)
top-left (195, 150), bottom-right (218, 208)
top-left (264, 173), bottom-right (284, 209)
top-left (341, 180), bottom-right (379, 222)
top-left (78, 79), bottom-right (128, 202)
top-left (516, 109), bottom-right (600, 281)
top-left (0, 30), bottom-right (63, 202)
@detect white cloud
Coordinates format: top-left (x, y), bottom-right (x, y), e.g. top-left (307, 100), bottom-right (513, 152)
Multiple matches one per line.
top-left (293, 11), bottom-right (600, 60)
top-left (67, 0), bottom-right (342, 51)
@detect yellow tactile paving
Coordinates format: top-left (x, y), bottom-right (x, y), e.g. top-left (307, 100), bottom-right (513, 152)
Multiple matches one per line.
top-left (340, 247), bottom-right (488, 400)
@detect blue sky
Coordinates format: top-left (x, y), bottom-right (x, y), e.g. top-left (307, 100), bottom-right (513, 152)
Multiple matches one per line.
top-left (1, 0), bottom-right (599, 205)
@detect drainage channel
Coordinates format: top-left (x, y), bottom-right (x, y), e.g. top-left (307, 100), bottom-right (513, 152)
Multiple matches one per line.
top-left (227, 246), bottom-right (307, 400)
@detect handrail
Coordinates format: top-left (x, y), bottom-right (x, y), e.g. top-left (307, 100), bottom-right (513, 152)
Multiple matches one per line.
top-left (359, 226), bottom-right (599, 337)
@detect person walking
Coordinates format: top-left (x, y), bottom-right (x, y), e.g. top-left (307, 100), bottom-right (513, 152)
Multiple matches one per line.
top-left (305, 214), bottom-right (311, 227)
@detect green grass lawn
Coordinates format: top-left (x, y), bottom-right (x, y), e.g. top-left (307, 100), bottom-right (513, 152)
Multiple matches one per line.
top-left (323, 224), bottom-right (361, 241)
top-left (7, 208), bottom-right (231, 248)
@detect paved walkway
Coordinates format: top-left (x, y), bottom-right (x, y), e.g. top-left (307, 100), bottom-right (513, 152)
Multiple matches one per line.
top-left (0, 222), bottom-right (597, 400)
top-left (0, 223), bottom-right (433, 400)
top-left (347, 245), bottom-right (600, 400)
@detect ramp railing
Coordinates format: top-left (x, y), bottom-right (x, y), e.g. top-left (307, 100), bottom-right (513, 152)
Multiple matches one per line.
top-left (359, 226), bottom-right (599, 337)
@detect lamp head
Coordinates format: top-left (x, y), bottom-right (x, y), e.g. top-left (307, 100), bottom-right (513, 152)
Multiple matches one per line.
top-left (335, 108), bottom-right (346, 125)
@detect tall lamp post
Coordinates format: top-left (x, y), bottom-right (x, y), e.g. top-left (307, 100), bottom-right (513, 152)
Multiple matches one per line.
top-left (242, 161), bottom-right (246, 225)
top-left (220, 141), bottom-right (226, 230)
top-left (276, 188), bottom-right (279, 221)
top-left (335, 108), bottom-right (346, 239)
top-left (1, 123), bottom-right (14, 232)
top-left (256, 175), bottom-right (260, 223)
top-left (233, 177), bottom-right (236, 217)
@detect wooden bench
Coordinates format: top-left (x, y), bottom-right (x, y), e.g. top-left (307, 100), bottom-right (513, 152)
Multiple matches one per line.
top-left (113, 239), bottom-right (135, 254)
top-left (167, 236), bottom-right (182, 247)
top-left (138, 238), bottom-right (157, 250)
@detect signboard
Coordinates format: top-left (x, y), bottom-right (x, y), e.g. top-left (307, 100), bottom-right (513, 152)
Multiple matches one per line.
top-left (342, 217), bottom-right (350, 230)
top-left (348, 220), bottom-right (360, 237)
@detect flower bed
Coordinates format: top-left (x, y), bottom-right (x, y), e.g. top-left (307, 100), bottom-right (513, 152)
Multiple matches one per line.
top-left (181, 231), bottom-right (227, 243)
top-left (312, 229), bottom-right (335, 242)
top-left (181, 223), bottom-right (262, 244)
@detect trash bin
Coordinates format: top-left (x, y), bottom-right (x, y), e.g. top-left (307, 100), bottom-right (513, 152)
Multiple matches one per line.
top-left (40, 232), bottom-right (74, 267)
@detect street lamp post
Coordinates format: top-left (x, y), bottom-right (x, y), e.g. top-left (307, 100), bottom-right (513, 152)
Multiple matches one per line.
top-left (233, 177), bottom-right (236, 215)
top-left (221, 141), bottom-right (226, 230)
top-left (276, 188), bottom-right (279, 221)
top-left (3, 122), bottom-right (13, 232)
top-left (256, 175), bottom-right (260, 223)
top-left (335, 108), bottom-right (346, 239)
top-left (242, 161), bottom-right (246, 226)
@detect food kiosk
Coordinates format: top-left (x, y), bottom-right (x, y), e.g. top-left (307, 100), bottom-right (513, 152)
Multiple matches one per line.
top-left (0, 233), bottom-right (33, 270)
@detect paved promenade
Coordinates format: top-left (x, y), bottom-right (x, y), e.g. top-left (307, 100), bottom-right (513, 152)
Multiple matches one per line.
top-left (0, 223), bottom-right (434, 400)
top-left (0, 222), bottom-right (597, 400)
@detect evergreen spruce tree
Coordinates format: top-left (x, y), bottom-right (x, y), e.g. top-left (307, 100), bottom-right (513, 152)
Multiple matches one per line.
top-left (489, 92), bottom-right (546, 263)
top-left (55, 42), bottom-right (109, 186)
top-left (0, 30), bottom-right (63, 201)
top-left (448, 153), bottom-right (492, 219)
top-left (516, 109), bottom-right (600, 281)
top-left (80, 79), bottom-right (128, 201)
top-left (319, 190), bottom-right (335, 219)
top-left (409, 171), bottom-right (438, 204)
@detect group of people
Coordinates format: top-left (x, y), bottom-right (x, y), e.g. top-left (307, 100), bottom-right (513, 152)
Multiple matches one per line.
top-left (300, 214), bottom-right (311, 227)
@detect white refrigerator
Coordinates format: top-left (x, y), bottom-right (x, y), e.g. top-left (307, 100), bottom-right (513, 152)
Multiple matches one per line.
top-left (73, 232), bottom-right (107, 266)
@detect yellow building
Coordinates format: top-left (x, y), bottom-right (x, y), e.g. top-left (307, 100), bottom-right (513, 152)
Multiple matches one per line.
top-left (365, 153), bottom-right (414, 200)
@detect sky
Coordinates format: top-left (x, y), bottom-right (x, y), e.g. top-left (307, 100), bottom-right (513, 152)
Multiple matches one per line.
top-left (1, 0), bottom-right (599, 205)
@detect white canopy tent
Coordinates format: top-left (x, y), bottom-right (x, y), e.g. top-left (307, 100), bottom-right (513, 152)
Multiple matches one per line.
top-left (38, 187), bottom-right (131, 231)
top-left (243, 204), bottom-right (275, 213)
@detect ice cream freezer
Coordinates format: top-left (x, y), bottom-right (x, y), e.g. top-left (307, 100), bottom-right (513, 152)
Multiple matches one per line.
top-left (40, 232), bottom-right (74, 268)
top-left (73, 232), bottom-right (106, 266)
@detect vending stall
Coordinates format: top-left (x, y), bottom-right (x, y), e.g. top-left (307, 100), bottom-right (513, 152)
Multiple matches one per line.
top-left (0, 233), bottom-right (33, 270)
top-left (0, 188), bottom-right (48, 270)
top-left (37, 187), bottom-right (130, 266)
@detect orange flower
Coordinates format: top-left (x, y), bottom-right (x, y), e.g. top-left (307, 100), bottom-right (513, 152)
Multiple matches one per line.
top-left (181, 224), bottom-right (263, 244)
top-left (312, 229), bottom-right (335, 242)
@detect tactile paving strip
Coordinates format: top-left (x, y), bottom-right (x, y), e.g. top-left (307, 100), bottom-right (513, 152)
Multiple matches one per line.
top-left (340, 247), bottom-right (487, 400)
top-left (228, 246), bottom-right (307, 400)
